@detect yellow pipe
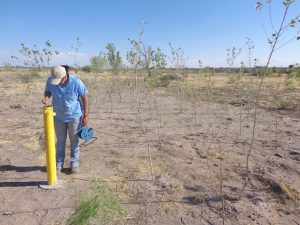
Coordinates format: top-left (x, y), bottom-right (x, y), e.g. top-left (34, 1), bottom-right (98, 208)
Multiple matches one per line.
top-left (43, 106), bottom-right (57, 185)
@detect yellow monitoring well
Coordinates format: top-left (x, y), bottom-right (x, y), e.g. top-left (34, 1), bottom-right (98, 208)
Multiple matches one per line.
top-left (43, 106), bottom-right (57, 185)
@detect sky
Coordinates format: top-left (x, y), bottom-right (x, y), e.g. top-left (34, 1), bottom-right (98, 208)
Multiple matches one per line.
top-left (0, 0), bottom-right (299, 68)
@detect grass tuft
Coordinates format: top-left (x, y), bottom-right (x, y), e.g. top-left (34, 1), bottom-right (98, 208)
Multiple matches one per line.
top-left (67, 179), bottom-right (127, 225)
top-left (68, 199), bottom-right (99, 225)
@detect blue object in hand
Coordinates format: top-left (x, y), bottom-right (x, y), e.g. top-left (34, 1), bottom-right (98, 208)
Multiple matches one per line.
top-left (78, 126), bottom-right (94, 141)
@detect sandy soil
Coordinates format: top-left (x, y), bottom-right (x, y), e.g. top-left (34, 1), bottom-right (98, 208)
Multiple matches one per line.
top-left (0, 71), bottom-right (300, 225)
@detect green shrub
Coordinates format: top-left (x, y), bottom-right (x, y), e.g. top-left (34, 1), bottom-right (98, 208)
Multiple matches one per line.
top-left (284, 65), bottom-right (300, 89)
top-left (278, 100), bottom-right (298, 110)
top-left (159, 73), bottom-right (180, 87)
top-left (143, 72), bottom-right (181, 88)
top-left (68, 179), bottom-right (127, 225)
top-left (81, 65), bottom-right (92, 73)
top-left (144, 75), bottom-right (160, 88)
top-left (90, 54), bottom-right (108, 73)
top-left (287, 65), bottom-right (300, 78)
top-left (284, 78), bottom-right (295, 89)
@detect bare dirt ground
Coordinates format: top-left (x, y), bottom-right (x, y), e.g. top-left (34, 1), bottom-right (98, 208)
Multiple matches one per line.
top-left (0, 69), bottom-right (300, 225)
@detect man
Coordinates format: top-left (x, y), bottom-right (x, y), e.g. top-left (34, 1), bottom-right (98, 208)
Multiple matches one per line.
top-left (42, 65), bottom-right (89, 174)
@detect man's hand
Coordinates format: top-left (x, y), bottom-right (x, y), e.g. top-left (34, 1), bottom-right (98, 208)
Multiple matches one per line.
top-left (42, 97), bottom-right (49, 105)
top-left (82, 117), bottom-right (89, 126)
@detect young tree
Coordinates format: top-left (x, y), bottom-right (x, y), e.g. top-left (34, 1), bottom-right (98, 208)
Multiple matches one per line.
top-left (12, 40), bottom-right (59, 69)
top-left (106, 43), bottom-right (122, 75)
top-left (240, 0), bottom-right (300, 199)
top-left (90, 53), bottom-right (108, 73)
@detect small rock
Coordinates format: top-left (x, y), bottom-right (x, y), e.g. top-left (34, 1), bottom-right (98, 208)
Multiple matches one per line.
top-left (290, 150), bottom-right (300, 156)
top-left (198, 154), bottom-right (207, 159)
top-left (246, 193), bottom-right (255, 199)
top-left (3, 211), bottom-right (13, 216)
top-left (274, 153), bottom-right (284, 158)
top-left (9, 104), bottom-right (22, 109)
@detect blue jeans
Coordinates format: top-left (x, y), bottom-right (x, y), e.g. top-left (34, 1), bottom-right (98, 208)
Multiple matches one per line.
top-left (54, 118), bottom-right (81, 169)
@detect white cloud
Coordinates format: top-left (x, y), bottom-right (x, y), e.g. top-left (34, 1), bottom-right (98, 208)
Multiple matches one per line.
top-left (51, 52), bottom-right (91, 67)
top-left (0, 51), bottom-right (93, 67)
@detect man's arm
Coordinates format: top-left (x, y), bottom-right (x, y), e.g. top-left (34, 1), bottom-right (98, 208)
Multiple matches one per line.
top-left (81, 95), bottom-right (89, 126)
top-left (42, 91), bottom-right (52, 105)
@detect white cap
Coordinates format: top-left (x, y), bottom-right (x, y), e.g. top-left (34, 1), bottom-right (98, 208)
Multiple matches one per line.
top-left (50, 66), bottom-right (67, 85)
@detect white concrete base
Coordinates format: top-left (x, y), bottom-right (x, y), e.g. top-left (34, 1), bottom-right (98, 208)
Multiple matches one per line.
top-left (39, 179), bottom-right (61, 190)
